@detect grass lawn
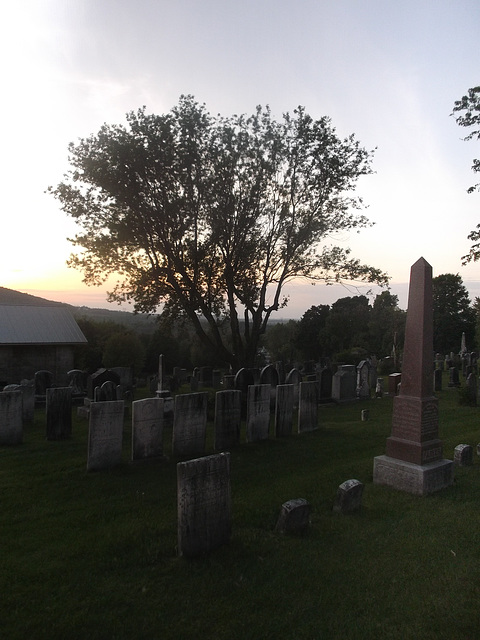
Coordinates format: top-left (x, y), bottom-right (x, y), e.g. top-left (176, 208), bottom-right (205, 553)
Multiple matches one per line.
top-left (1, 378), bottom-right (480, 639)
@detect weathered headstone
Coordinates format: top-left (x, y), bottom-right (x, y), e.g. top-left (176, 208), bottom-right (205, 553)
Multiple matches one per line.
top-left (332, 365), bottom-right (357, 403)
top-left (319, 366), bottom-right (333, 402)
top-left (177, 452), bottom-right (231, 557)
top-left (0, 390), bottom-right (23, 445)
top-left (214, 390), bottom-right (241, 450)
top-left (67, 369), bottom-right (87, 400)
top-left (131, 397), bottom-right (164, 461)
top-left (388, 373), bottom-right (402, 395)
top-left (172, 392), bottom-right (208, 457)
top-left (373, 258), bottom-right (454, 495)
top-left (298, 380), bottom-right (318, 432)
top-left (246, 384), bottom-right (271, 442)
top-left (333, 479), bottom-right (364, 513)
top-left (87, 368), bottom-right (120, 400)
top-left (87, 400), bottom-right (124, 471)
top-left (275, 498), bottom-right (311, 534)
top-left (275, 384), bottom-right (294, 437)
top-left (34, 370), bottom-right (54, 401)
top-left (454, 444), bottom-right (473, 466)
top-left (285, 368), bottom-right (302, 407)
top-left (434, 368), bottom-right (442, 392)
top-left (448, 367), bottom-right (460, 388)
top-left (356, 360), bottom-right (371, 399)
top-left (46, 387), bottom-right (72, 440)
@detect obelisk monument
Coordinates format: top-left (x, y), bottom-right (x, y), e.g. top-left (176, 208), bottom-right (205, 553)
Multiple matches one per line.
top-left (373, 258), bottom-right (454, 495)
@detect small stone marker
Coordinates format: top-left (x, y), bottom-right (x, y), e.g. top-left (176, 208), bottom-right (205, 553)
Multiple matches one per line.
top-left (246, 384), bottom-right (271, 442)
top-left (275, 498), bottom-right (311, 535)
top-left (46, 387), bottom-right (72, 440)
top-left (132, 397), bottom-right (164, 461)
top-left (87, 400), bottom-right (124, 471)
top-left (454, 444), bottom-right (473, 466)
top-left (333, 479), bottom-right (364, 514)
top-left (172, 392), bottom-right (208, 457)
top-left (214, 390), bottom-right (241, 450)
top-left (0, 390), bottom-right (23, 445)
top-left (177, 452), bottom-right (231, 557)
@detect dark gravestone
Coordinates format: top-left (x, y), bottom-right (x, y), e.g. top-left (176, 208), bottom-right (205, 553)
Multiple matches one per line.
top-left (298, 381), bottom-right (318, 433)
top-left (34, 370), bottom-right (54, 402)
top-left (131, 397), bottom-right (164, 461)
top-left (246, 384), bottom-right (271, 442)
top-left (275, 384), bottom-right (294, 437)
top-left (319, 367), bottom-right (333, 402)
top-left (46, 387), bottom-right (72, 440)
top-left (0, 390), bottom-right (23, 445)
top-left (285, 368), bottom-right (302, 407)
top-left (87, 368), bottom-right (120, 400)
top-left (67, 369), bottom-right (87, 400)
top-left (333, 479), bottom-right (364, 514)
top-left (374, 258), bottom-right (454, 495)
top-left (332, 365), bottom-right (356, 403)
top-left (434, 368), bottom-right (442, 392)
top-left (87, 400), bottom-right (124, 471)
top-left (214, 390), bottom-right (241, 450)
top-left (275, 498), bottom-right (311, 535)
top-left (177, 452), bottom-right (231, 557)
top-left (172, 392), bottom-right (208, 457)
top-left (454, 444), bottom-right (473, 466)
top-left (448, 367), bottom-right (460, 388)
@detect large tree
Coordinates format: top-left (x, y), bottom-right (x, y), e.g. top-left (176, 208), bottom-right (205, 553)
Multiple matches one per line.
top-left (50, 96), bottom-right (388, 369)
top-left (452, 86), bottom-right (480, 263)
top-left (433, 273), bottom-right (475, 354)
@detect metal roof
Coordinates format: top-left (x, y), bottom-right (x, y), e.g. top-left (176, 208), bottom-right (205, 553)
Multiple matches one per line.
top-left (0, 305), bottom-right (87, 345)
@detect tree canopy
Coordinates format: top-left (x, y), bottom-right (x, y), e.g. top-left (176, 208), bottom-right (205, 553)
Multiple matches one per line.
top-left (50, 96), bottom-right (388, 368)
top-left (452, 86), bottom-right (480, 264)
top-left (432, 273), bottom-right (475, 354)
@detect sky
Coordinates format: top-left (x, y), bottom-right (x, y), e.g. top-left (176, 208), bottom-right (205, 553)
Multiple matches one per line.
top-left (1, 0), bottom-right (479, 318)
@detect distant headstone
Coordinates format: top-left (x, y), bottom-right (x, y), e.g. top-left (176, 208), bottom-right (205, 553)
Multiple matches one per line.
top-left (454, 444), bottom-right (473, 466)
top-left (388, 373), bottom-right (402, 395)
top-left (46, 387), bottom-right (72, 440)
top-left (356, 361), bottom-right (371, 399)
top-left (246, 384), bottom-right (271, 442)
top-left (132, 397), bottom-right (164, 461)
top-left (298, 381), bottom-right (318, 433)
top-left (214, 390), bottom-right (241, 450)
top-left (87, 400), bottom-right (124, 471)
top-left (332, 365), bottom-right (357, 403)
top-left (434, 368), bottom-right (442, 392)
top-left (275, 498), bottom-right (311, 534)
top-left (34, 370), bottom-right (54, 400)
top-left (373, 258), bottom-right (454, 495)
top-left (448, 367), bottom-right (460, 388)
top-left (275, 384), bottom-right (294, 437)
top-left (67, 369), bottom-right (87, 399)
top-left (285, 368), bottom-right (302, 407)
top-left (0, 390), bottom-right (23, 445)
top-left (87, 368), bottom-right (120, 400)
top-left (172, 392), bottom-right (208, 457)
top-left (333, 479), bottom-right (364, 513)
top-left (177, 452), bottom-right (231, 557)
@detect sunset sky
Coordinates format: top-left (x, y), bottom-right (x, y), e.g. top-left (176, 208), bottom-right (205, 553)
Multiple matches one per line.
top-left (1, 0), bottom-right (479, 317)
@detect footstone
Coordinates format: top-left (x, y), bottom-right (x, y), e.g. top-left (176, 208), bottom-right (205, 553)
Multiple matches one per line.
top-left (454, 444), bottom-right (473, 466)
top-left (333, 479), bottom-right (364, 513)
top-left (177, 452), bottom-right (231, 557)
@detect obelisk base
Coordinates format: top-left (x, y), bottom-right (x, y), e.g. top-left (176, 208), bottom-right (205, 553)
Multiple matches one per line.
top-left (373, 455), bottom-right (454, 496)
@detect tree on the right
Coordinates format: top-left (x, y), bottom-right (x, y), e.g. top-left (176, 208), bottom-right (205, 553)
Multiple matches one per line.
top-left (432, 273), bottom-right (475, 353)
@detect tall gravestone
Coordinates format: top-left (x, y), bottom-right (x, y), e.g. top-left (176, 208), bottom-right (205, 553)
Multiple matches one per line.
top-left (132, 397), bottom-right (164, 461)
top-left (298, 380), bottom-right (318, 432)
top-left (373, 258), bottom-right (454, 495)
top-left (246, 384), bottom-right (271, 442)
top-left (275, 384), bottom-right (294, 437)
top-left (172, 392), bottom-right (208, 457)
top-left (177, 452), bottom-right (231, 557)
top-left (214, 390), bottom-right (241, 450)
top-left (46, 387), bottom-right (72, 440)
top-left (87, 400), bottom-right (124, 471)
top-left (0, 390), bottom-right (23, 445)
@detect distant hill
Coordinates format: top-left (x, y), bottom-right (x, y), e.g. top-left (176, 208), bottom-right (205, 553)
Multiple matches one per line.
top-left (0, 287), bottom-right (159, 334)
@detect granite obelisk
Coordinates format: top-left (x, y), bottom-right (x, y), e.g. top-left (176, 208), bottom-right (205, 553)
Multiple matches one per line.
top-left (373, 258), bottom-right (454, 495)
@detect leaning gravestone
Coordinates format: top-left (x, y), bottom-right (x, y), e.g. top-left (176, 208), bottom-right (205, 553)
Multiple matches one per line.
top-left (373, 258), bottom-right (454, 495)
top-left (246, 384), bottom-right (271, 442)
top-left (298, 381), bottom-right (318, 433)
top-left (177, 452), bottom-right (231, 557)
top-left (131, 397), bottom-right (164, 461)
top-left (333, 479), bottom-right (364, 514)
top-left (0, 390), bottom-right (23, 445)
top-left (275, 384), bottom-right (294, 437)
top-left (214, 390), bottom-right (241, 451)
top-left (87, 400), bottom-right (124, 471)
top-left (172, 392), bottom-right (208, 457)
top-left (46, 387), bottom-right (72, 440)
top-left (275, 498), bottom-right (311, 535)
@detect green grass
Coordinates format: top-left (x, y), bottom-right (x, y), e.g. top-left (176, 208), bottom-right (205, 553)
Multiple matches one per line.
top-left (1, 380), bottom-right (480, 639)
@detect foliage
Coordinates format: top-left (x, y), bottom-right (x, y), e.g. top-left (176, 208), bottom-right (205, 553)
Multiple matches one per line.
top-left (262, 319), bottom-right (301, 366)
top-left (102, 331), bottom-right (145, 374)
top-left (74, 318), bottom-right (125, 371)
top-left (367, 291), bottom-right (406, 359)
top-left (294, 304), bottom-right (331, 360)
top-left (432, 274), bottom-right (475, 353)
top-left (50, 96), bottom-right (388, 369)
top-left (325, 295), bottom-right (371, 355)
top-left (452, 86), bottom-right (480, 263)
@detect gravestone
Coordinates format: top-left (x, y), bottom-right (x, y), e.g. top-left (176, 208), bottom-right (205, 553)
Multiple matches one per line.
top-left (333, 479), bottom-right (364, 513)
top-left (158, 354), bottom-right (165, 392)
top-left (332, 365), bottom-right (357, 403)
top-left (319, 366), bottom-right (333, 402)
top-left (46, 387), bottom-right (72, 440)
top-left (4, 382), bottom-right (34, 423)
top-left (0, 390), bottom-right (23, 445)
top-left (97, 380), bottom-right (120, 402)
top-left (87, 368), bottom-right (120, 400)
top-left (275, 384), bottom-right (294, 437)
top-left (67, 369), bottom-right (87, 400)
top-left (177, 452), bottom-right (231, 557)
top-left (448, 367), bottom-right (460, 388)
top-left (199, 367), bottom-right (213, 388)
top-left (373, 258), bottom-right (454, 495)
top-left (234, 368), bottom-right (256, 410)
top-left (87, 400), bottom-right (124, 471)
top-left (34, 370), bottom-right (54, 401)
top-left (246, 384), bottom-right (271, 442)
top-left (298, 380), bottom-right (318, 432)
top-left (356, 360), bottom-right (371, 399)
top-left (214, 390), bottom-right (241, 450)
top-left (388, 373), bottom-right (402, 395)
top-left (454, 444), bottom-right (473, 466)
top-left (260, 364), bottom-right (280, 408)
top-left (131, 397), bottom-right (164, 461)
top-left (275, 498), bottom-right (311, 535)
top-left (434, 368), bottom-right (442, 392)
top-left (285, 368), bottom-right (302, 407)
top-left (172, 392), bottom-right (208, 457)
